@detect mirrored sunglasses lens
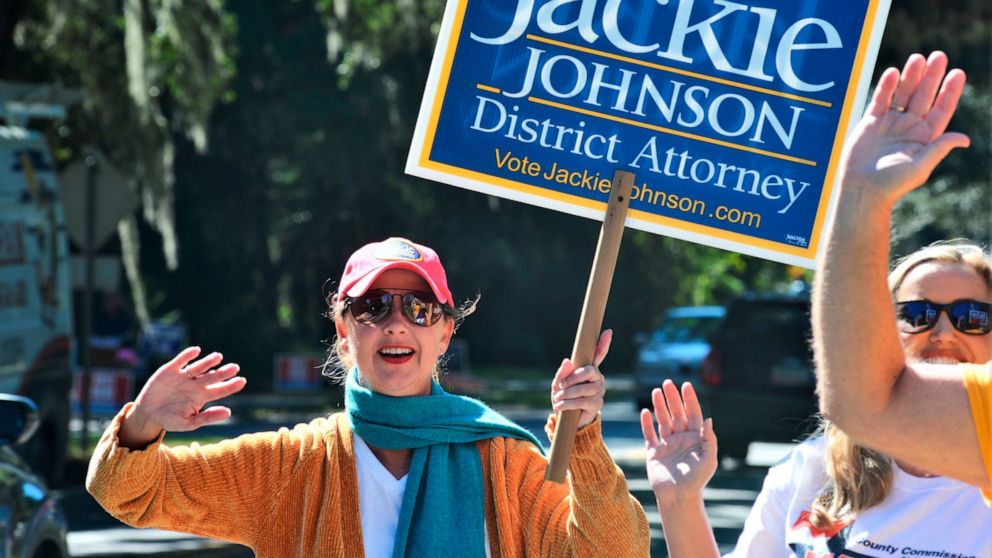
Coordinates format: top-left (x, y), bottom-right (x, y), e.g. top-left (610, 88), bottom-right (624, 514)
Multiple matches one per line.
top-left (898, 301), bottom-right (936, 332)
top-left (351, 293), bottom-right (392, 323)
top-left (950, 302), bottom-right (992, 335)
top-left (402, 293), bottom-right (440, 327)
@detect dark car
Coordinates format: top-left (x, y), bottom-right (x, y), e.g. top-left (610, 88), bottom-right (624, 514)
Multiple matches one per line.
top-left (0, 394), bottom-right (69, 558)
top-left (633, 306), bottom-right (726, 410)
top-left (696, 291), bottom-right (818, 460)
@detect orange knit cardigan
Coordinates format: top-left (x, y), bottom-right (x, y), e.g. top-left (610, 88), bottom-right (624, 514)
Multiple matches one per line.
top-left (87, 403), bottom-right (650, 557)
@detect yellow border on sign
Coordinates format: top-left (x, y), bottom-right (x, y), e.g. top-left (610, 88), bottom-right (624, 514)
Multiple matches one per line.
top-left (420, 0), bottom-right (470, 169)
top-left (804, 0), bottom-right (883, 256)
top-left (419, 0), bottom-right (886, 260)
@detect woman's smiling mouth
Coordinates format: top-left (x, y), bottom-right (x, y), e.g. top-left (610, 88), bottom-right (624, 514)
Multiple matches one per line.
top-left (379, 346), bottom-right (415, 364)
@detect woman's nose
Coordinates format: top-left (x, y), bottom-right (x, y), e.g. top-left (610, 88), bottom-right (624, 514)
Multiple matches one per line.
top-left (382, 297), bottom-right (408, 334)
top-left (928, 311), bottom-right (957, 342)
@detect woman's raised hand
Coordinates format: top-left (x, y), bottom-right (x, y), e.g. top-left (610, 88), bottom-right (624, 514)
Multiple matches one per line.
top-left (640, 380), bottom-right (717, 508)
top-left (118, 347), bottom-right (246, 448)
top-left (551, 330), bottom-right (611, 428)
top-left (841, 51), bottom-right (969, 206)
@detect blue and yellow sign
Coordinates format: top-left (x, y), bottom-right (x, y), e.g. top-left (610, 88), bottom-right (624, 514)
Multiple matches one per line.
top-left (407, 0), bottom-right (892, 268)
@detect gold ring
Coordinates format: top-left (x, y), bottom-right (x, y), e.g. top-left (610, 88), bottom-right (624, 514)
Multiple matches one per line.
top-left (892, 104), bottom-right (907, 113)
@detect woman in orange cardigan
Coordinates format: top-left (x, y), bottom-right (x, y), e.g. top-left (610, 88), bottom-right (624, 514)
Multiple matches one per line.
top-left (86, 236), bottom-right (649, 557)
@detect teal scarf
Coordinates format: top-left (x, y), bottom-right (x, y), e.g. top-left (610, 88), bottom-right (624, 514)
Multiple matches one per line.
top-left (345, 368), bottom-right (544, 558)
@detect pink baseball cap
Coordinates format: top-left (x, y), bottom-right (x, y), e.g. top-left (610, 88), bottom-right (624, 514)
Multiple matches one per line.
top-left (339, 237), bottom-right (453, 305)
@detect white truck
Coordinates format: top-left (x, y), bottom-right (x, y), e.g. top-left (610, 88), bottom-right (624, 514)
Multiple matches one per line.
top-left (0, 83), bottom-right (78, 483)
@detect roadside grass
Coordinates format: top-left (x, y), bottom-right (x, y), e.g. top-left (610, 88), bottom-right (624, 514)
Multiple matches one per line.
top-left (444, 365), bottom-right (553, 408)
top-left (67, 431), bottom-right (231, 461)
top-left (475, 388), bottom-right (550, 408)
top-left (60, 430), bottom-right (231, 489)
top-left (62, 365), bottom-right (607, 463)
top-left (470, 364), bottom-right (551, 381)
top-left (57, 365), bottom-right (630, 489)
top-left (459, 365), bottom-right (633, 408)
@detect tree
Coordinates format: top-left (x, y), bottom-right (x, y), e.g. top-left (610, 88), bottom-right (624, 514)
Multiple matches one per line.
top-left (2, 0), bottom-right (236, 324)
top-left (878, 1), bottom-right (992, 253)
top-left (4, 1), bottom-right (987, 380)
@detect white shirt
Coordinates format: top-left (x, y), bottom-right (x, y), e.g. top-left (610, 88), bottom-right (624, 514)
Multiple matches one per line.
top-left (352, 434), bottom-right (493, 558)
top-left (354, 434), bottom-right (408, 558)
top-left (727, 437), bottom-right (992, 558)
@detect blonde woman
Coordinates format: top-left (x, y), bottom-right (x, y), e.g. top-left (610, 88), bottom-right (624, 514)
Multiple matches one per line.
top-left (87, 237), bottom-right (650, 557)
top-left (642, 242), bottom-right (992, 556)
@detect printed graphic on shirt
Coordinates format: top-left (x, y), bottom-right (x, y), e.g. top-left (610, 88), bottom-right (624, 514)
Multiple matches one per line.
top-left (787, 511), bottom-right (983, 558)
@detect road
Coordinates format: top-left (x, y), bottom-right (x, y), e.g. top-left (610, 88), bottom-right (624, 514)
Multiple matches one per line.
top-left (57, 401), bottom-right (793, 557)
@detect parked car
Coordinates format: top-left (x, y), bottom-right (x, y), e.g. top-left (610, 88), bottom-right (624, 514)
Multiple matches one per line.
top-left (633, 305), bottom-right (726, 410)
top-left (0, 394), bottom-right (69, 558)
top-left (696, 292), bottom-right (817, 460)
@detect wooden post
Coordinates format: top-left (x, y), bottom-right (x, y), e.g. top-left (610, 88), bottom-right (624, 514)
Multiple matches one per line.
top-left (545, 169), bottom-right (634, 483)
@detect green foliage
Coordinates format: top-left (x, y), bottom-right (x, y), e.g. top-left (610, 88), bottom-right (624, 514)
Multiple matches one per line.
top-left (315, 0), bottom-right (445, 86)
top-left (892, 86), bottom-right (992, 253)
top-left (4, 1), bottom-right (988, 383)
top-left (5, 0), bottom-right (237, 270)
top-left (879, 1), bottom-right (992, 253)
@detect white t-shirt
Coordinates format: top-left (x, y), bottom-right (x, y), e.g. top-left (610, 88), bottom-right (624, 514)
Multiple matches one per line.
top-left (354, 434), bottom-right (408, 558)
top-left (727, 437), bottom-right (992, 558)
top-left (352, 434), bottom-right (493, 558)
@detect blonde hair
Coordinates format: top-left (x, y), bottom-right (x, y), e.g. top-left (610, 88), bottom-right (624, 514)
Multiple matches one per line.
top-left (888, 241), bottom-right (992, 298)
top-left (320, 290), bottom-right (478, 385)
top-left (810, 240), bottom-right (991, 530)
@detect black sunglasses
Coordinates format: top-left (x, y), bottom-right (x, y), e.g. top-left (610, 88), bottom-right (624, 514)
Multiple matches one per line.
top-left (344, 289), bottom-right (451, 327)
top-left (896, 299), bottom-right (992, 336)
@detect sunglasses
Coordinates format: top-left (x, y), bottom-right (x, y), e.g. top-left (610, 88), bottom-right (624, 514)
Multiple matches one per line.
top-left (344, 289), bottom-right (451, 327)
top-left (896, 299), bottom-right (992, 336)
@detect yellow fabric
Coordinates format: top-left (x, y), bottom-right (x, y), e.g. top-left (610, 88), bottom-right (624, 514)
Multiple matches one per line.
top-left (963, 362), bottom-right (992, 505)
top-left (86, 405), bottom-right (650, 557)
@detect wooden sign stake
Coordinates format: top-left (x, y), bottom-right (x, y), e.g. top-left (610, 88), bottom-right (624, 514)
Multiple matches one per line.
top-left (545, 169), bottom-right (634, 483)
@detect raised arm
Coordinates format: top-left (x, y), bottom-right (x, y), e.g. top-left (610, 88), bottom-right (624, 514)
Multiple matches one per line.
top-left (813, 51), bottom-right (989, 488)
top-left (487, 330), bottom-right (649, 556)
top-left (86, 346), bottom-right (298, 545)
top-left (641, 380), bottom-right (720, 558)
top-left (118, 347), bottom-right (247, 448)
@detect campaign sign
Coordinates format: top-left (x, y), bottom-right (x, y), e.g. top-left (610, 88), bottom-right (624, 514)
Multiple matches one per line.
top-left (72, 368), bottom-right (135, 416)
top-left (407, 0), bottom-right (892, 268)
top-left (274, 353), bottom-right (322, 391)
